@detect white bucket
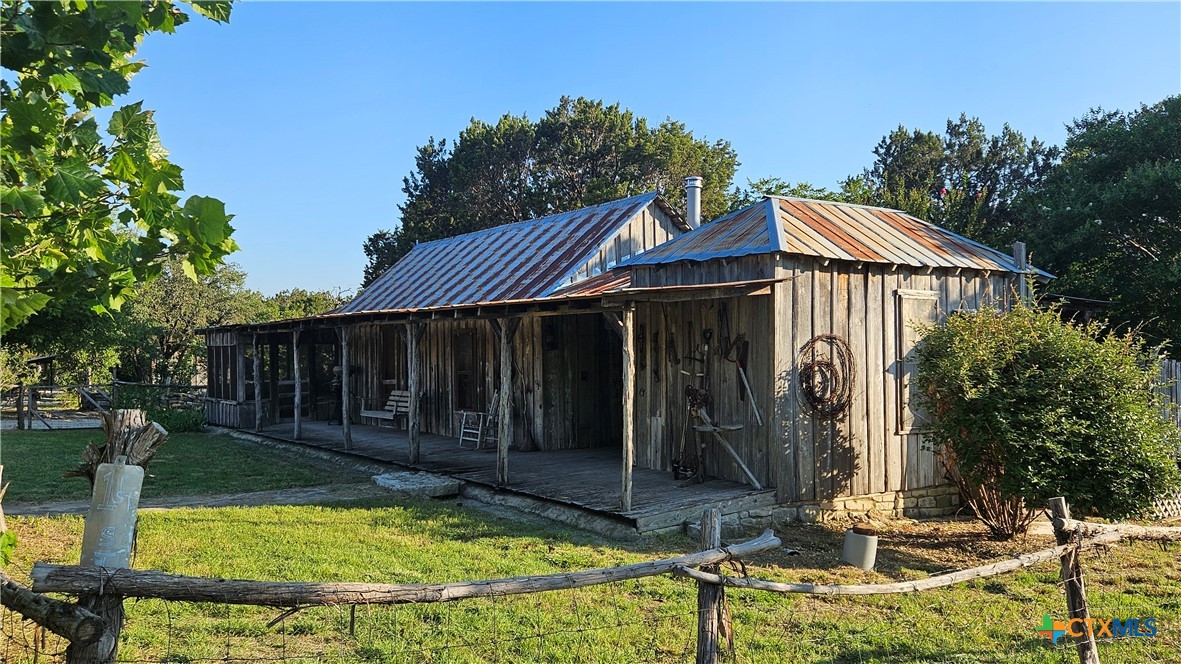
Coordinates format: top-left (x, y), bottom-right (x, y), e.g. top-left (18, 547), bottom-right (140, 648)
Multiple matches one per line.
top-left (842, 527), bottom-right (879, 571)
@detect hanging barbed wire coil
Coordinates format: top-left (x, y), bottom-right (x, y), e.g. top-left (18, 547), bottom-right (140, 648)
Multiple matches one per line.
top-left (796, 334), bottom-right (855, 419)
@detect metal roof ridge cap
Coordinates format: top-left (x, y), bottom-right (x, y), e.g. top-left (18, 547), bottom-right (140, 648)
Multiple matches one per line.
top-left (764, 197), bottom-right (785, 252)
top-left (768, 194), bottom-right (916, 216)
top-left (412, 191), bottom-right (663, 248)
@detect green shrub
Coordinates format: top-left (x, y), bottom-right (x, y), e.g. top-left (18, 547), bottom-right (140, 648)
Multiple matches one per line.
top-left (915, 301), bottom-right (1180, 537)
top-left (148, 405), bottom-right (206, 433)
top-left (114, 383), bottom-right (207, 433)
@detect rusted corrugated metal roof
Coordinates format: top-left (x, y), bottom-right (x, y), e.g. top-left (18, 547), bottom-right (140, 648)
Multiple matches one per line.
top-left (548, 269), bottom-right (631, 297)
top-left (622, 196), bottom-right (1051, 276)
top-left (338, 192), bottom-right (662, 313)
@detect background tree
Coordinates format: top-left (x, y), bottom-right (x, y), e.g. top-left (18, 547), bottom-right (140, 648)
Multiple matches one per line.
top-left (729, 177), bottom-right (844, 210)
top-left (1021, 96), bottom-right (1181, 352)
top-left (841, 115), bottom-right (1056, 245)
top-left (0, 0), bottom-right (237, 333)
top-left (362, 97), bottom-right (738, 283)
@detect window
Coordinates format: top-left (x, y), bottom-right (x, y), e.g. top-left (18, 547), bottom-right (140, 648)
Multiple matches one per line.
top-left (454, 331), bottom-right (478, 411)
top-left (896, 289), bottom-right (940, 434)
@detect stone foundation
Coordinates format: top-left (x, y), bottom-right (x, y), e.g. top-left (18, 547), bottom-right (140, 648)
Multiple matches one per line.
top-left (686, 485), bottom-right (963, 534)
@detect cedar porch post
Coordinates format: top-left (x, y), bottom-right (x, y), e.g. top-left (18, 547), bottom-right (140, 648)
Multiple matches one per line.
top-left (495, 318), bottom-right (519, 487)
top-left (339, 327), bottom-right (352, 450)
top-left (292, 330), bottom-right (302, 440)
top-left (406, 322), bottom-right (425, 463)
top-left (621, 303), bottom-right (636, 511)
top-left (235, 335), bottom-right (247, 405)
top-left (267, 340), bottom-right (280, 425)
top-left (252, 333), bottom-right (263, 432)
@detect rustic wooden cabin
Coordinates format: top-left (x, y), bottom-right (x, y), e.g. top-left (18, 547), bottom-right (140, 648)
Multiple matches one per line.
top-left (202, 181), bottom-right (1046, 533)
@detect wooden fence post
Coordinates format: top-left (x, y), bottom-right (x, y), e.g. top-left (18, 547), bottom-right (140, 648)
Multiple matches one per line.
top-left (696, 508), bottom-right (722, 664)
top-left (15, 383), bottom-right (25, 430)
top-left (67, 455), bottom-right (145, 663)
top-left (1049, 497), bottom-right (1100, 664)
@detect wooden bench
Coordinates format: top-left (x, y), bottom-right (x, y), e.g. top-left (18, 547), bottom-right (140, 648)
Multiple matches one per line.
top-left (359, 390), bottom-right (411, 428)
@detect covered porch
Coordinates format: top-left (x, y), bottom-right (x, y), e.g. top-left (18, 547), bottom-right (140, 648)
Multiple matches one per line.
top-left (252, 420), bottom-right (775, 533)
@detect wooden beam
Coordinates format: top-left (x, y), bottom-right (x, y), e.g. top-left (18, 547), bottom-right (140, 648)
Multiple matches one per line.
top-left (1053, 518), bottom-right (1181, 543)
top-left (674, 532), bottom-right (1123, 595)
top-left (252, 334), bottom-right (262, 432)
top-left (496, 318), bottom-right (519, 487)
top-left (603, 311), bottom-right (624, 340)
top-left (339, 327), bottom-right (352, 450)
top-left (31, 531), bottom-right (781, 607)
top-left (292, 330), bottom-right (302, 440)
top-left (406, 322), bottom-right (425, 464)
top-left (621, 304), bottom-right (635, 511)
top-left (607, 283), bottom-right (774, 304)
top-left (0, 571), bottom-right (103, 645)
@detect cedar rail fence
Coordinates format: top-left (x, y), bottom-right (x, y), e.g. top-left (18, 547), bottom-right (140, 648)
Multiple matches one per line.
top-left (4, 500), bottom-right (1180, 664)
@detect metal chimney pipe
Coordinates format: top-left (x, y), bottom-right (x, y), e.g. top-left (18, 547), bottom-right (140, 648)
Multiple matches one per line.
top-left (684, 175), bottom-right (703, 229)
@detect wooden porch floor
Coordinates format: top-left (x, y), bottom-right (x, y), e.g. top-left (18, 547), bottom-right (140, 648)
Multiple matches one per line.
top-left (254, 420), bottom-right (775, 533)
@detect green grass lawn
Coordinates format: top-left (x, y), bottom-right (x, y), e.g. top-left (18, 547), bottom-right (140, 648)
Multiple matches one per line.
top-left (6, 499), bottom-right (1179, 663)
top-left (0, 429), bottom-right (372, 503)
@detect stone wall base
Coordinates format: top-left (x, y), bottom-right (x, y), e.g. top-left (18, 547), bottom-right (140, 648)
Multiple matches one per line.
top-left (687, 485), bottom-right (963, 535)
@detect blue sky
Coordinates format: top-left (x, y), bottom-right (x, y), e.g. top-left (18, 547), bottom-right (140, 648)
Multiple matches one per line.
top-left (131, 1), bottom-right (1181, 295)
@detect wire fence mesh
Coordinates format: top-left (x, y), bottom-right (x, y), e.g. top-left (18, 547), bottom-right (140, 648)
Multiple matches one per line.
top-left (4, 536), bottom-right (1179, 663)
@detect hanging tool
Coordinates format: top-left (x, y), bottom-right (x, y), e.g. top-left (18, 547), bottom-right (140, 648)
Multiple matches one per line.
top-left (637, 323), bottom-right (647, 371)
top-left (701, 328), bottom-right (713, 390)
top-left (651, 332), bottom-right (660, 383)
top-left (725, 334), bottom-right (764, 426)
top-left (719, 302), bottom-right (732, 359)
top-left (662, 303), bottom-right (680, 367)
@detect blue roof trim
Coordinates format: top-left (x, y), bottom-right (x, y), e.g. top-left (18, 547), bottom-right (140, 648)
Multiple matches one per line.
top-left (765, 197), bottom-right (785, 253)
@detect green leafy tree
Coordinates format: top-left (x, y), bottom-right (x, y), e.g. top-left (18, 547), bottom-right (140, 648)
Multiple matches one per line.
top-left (916, 302), bottom-right (1181, 538)
top-left (116, 259), bottom-right (257, 383)
top-left (843, 115), bottom-right (1056, 244)
top-left (259, 288), bottom-right (347, 321)
top-left (0, 0), bottom-right (237, 334)
top-left (1021, 96), bottom-right (1181, 352)
top-left (362, 97), bottom-right (739, 283)
top-left (729, 177), bottom-right (844, 210)
top-left (1, 291), bottom-right (125, 384)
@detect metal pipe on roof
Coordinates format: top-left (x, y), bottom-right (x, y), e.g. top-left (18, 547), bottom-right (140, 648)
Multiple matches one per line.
top-left (685, 175), bottom-right (703, 229)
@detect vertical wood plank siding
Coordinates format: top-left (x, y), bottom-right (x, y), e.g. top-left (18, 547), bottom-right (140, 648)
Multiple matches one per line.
top-left (765, 258), bottom-right (1015, 501)
top-left (205, 257), bottom-right (1017, 503)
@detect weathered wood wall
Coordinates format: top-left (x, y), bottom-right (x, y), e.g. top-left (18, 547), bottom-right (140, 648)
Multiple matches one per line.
top-left (631, 255), bottom-right (775, 288)
top-left (206, 252), bottom-right (1022, 504)
top-left (626, 255), bottom-right (1018, 499)
top-left (204, 332), bottom-right (244, 427)
top-left (770, 257), bottom-right (1017, 502)
top-left (347, 315), bottom-right (623, 452)
top-left (630, 294), bottom-right (777, 485)
top-left (565, 206), bottom-right (684, 286)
